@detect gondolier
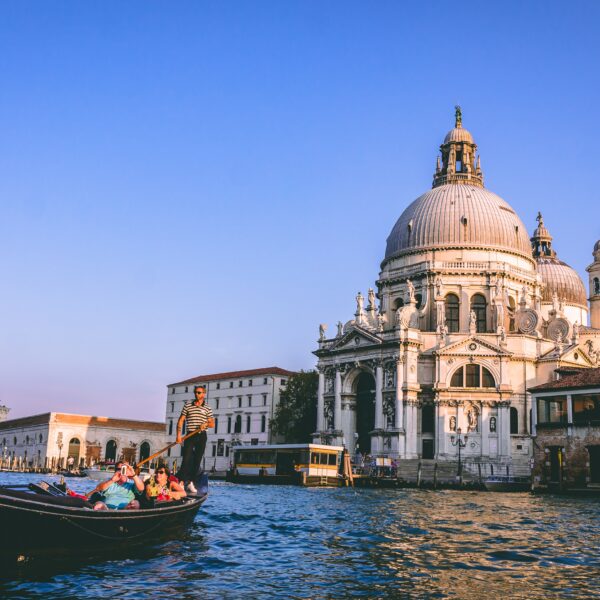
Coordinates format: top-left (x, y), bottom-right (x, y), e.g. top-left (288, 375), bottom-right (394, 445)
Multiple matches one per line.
top-left (176, 385), bottom-right (215, 494)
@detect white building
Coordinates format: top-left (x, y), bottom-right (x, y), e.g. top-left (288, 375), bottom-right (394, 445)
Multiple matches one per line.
top-left (313, 108), bottom-right (600, 475)
top-left (165, 367), bottom-right (296, 472)
top-left (0, 412), bottom-right (166, 470)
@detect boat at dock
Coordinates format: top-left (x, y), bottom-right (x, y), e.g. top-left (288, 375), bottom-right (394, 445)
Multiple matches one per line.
top-left (0, 474), bottom-right (208, 559)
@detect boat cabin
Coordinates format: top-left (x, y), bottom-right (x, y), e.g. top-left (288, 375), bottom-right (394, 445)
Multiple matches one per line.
top-left (232, 444), bottom-right (344, 477)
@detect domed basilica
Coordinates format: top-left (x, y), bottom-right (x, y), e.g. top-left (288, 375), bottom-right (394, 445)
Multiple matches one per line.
top-left (314, 108), bottom-right (600, 473)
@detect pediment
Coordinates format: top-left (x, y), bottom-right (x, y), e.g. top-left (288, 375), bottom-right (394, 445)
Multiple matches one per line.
top-left (328, 326), bottom-right (382, 351)
top-left (434, 336), bottom-right (512, 358)
top-left (539, 343), bottom-right (596, 367)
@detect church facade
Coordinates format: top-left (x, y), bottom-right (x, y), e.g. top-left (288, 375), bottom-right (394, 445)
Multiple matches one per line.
top-left (313, 109), bottom-right (600, 473)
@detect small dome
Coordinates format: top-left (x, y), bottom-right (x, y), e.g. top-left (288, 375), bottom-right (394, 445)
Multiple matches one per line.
top-left (443, 127), bottom-right (474, 144)
top-left (536, 257), bottom-right (588, 307)
top-left (594, 240), bottom-right (600, 253)
top-left (384, 184), bottom-right (533, 262)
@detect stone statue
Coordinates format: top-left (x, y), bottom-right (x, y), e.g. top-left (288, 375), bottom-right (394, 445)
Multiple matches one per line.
top-left (552, 290), bottom-right (560, 313)
top-left (356, 291), bottom-right (364, 314)
top-left (521, 284), bottom-right (529, 306)
top-left (449, 415), bottom-right (456, 432)
top-left (469, 310), bottom-right (477, 334)
top-left (495, 301), bottom-right (505, 333)
top-left (467, 406), bottom-right (479, 432)
top-left (319, 323), bottom-right (327, 341)
top-left (368, 288), bottom-right (376, 310)
top-left (572, 321), bottom-right (580, 343)
top-left (489, 416), bottom-right (497, 433)
top-left (455, 104), bottom-right (462, 127)
top-left (435, 276), bottom-right (443, 298)
top-left (336, 321), bottom-right (344, 337)
top-left (494, 277), bottom-right (502, 299)
top-left (377, 313), bottom-right (386, 332)
top-left (436, 299), bottom-right (445, 332)
top-left (499, 325), bottom-right (507, 343)
top-left (406, 279), bottom-right (416, 304)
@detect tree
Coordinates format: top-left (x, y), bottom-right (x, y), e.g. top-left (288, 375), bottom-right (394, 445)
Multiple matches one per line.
top-left (271, 370), bottom-right (318, 443)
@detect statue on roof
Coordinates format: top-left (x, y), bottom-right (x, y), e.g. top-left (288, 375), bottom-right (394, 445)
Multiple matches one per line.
top-left (455, 105), bottom-right (462, 127)
top-left (536, 211), bottom-right (544, 226)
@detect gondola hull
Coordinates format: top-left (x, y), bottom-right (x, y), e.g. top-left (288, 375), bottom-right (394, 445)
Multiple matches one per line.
top-left (0, 488), bottom-right (206, 558)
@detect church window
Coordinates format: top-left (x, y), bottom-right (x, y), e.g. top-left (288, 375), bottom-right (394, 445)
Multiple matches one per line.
top-left (510, 407), bottom-right (519, 434)
top-left (415, 294), bottom-right (423, 309)
top-left (594, 277), bottom-right (600, 295)
top-left (471, 294), bottom-right (487, 332)
top-left (393, 298), bottom-right (404, 311)
top-left (450, 364), bottom-right (496, 388)
top-left (445, 294), bottom-right (460, 332)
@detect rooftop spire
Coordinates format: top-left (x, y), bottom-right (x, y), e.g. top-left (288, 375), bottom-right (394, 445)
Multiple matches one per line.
top-left (432, 107), bottom-right (483, 188)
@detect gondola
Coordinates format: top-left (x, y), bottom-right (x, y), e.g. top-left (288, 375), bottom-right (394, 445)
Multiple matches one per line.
top-left (0, 474), bottom-right (208, 558)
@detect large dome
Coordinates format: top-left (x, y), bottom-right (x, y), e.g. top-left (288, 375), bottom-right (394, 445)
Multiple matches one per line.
top-left (536, 258), bottom-right (587, 307)
top-left (384, 184), bottom-right (533, 261)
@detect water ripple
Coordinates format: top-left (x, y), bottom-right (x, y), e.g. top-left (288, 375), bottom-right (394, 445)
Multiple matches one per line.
top-left (0, 474), bottom-right (599, 598)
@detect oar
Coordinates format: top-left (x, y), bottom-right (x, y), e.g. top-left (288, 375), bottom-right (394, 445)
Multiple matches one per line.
top-left (136, 425), bottom-right (207, 471)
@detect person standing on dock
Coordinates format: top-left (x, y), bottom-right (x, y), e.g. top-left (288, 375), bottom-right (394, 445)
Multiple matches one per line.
top-left (176, 385), bottom-right (215, 494)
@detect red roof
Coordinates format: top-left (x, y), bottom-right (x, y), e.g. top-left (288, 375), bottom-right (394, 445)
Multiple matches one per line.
top-left (528, 368), bottom-right (600, 393)
top-left (169, 366), bottom-right (297, 386)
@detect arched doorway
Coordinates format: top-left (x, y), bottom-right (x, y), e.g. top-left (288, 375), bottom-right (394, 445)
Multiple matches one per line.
top-left (105, 439), bottom-right (117, 462)
top-left (68, 438), bottom-right (81, 467)
top-left (139, 441), bottom-right (151, 462)
top-left (356, 372), bottom-right (375, 454)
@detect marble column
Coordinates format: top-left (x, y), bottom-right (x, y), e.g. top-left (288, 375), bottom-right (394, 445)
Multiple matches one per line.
top-left (531, 396), bottom-right (538, 437)
top-left (395, 357), bottom-right (404, 429)
top-left (317, 370), bottom-right (325, 431)
top-left (375, 364), bottom-right (383, 429)
top-left (499, 404), bottom-right (510, 457)
top-left (334, 368), bottom-right (342, 431)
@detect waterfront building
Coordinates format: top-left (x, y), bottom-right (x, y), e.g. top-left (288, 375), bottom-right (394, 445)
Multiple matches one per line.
top-left (165, 366), bottom-right (296, 472)
top-left (530, 367), bottom-right (600, 490)
top-left (0, 412), bottom-right (166, 470)
top-left (314, 108), bottom-right (600, 475)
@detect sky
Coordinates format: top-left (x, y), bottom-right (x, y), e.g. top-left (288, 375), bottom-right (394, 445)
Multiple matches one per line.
top-left (0, 2), bottom-right (599, 420)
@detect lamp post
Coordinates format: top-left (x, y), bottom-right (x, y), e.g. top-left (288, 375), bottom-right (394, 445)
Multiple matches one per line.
top-left (56, 432), bottom-right (63, 473)
top-left (450, 427), bottom-right (468, 485)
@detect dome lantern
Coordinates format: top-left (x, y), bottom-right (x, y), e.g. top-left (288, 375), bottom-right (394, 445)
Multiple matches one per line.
top-left (531, 212), bottom-right (555, 258)
top-left (432, 106), bottom-right (484, 188)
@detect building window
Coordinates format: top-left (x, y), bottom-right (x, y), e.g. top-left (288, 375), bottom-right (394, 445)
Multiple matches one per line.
top-left (185, 386), bottom-right (188, 393)
top-left (229, 382), bottom-right (234, 389)
top-left (172, 388), bottom-right (176, 394)
top-left (238, 396), bottom-right (242, 408)
top-left (238, 380), bottom-right (243, 388)
top-left (212, 444), bottom-right (216, 457)
top-left (248, 395), bottom-right (252, 407)
top-left (227, 417), bottom-right (232, 434)
top-left (216, 382), bottom-right (221, 390)
top-left (39, 434), bottom-right (43, 443)
top-left (262, 394), bottom-right (267, 406)
top-left (217, 439), bottom-right (224, 456)
top-left (510, 407), bottom-right (519, 434)
top-left (225, 445), bottom-right (230, 457)
top-left (263, 377), bottom-right (268, 384)
top-left (281, 379), bottom-right (287, 386)
top-left (214, 418), bottom-right (219, 434)
top-left (537, 396), bottom-right (568, 424)
top-left (470, 294), bottom-right (487, 333)
top-left (251, 438), bottom-right (259, 445)
top-left (450, 364), bottom-right (495, 388)
top-left (246, 415), bottom-right (251, 433)
top-left (13, 437), bottom-right (16, 445)
top-left (594, 277), bottom-right (600, 295)
top-left (248, 379), bottom-right (253, 387)
top-left (261, 415), bottom-right (266, 433)
top-left (445, 294), bottom-right (460, 333)
top-left (573, 394), bottom-right (600, 423)
top-left (234, 415), bottom-right (242, 434)
top-left (182, 421), bottom-right (187, 435)
top-left (215, 398), bottom-right (220, 410)
top-left (168, 420), bottom-right (173, 435)
top-left (170, 402), bottom-right (174, 413)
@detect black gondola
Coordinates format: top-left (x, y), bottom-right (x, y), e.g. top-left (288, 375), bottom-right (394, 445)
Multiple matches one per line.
top-left (0, 474), bottom-right (208, 558)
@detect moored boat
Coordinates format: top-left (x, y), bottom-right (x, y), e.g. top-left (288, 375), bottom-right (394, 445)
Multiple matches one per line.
top-left (483, 475), bottom-right (530, 492)
top-left (0, 474), bottom-right (208, 558)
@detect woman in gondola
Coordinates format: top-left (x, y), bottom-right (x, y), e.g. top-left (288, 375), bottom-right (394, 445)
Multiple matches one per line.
top-left (145, 465), bottom-right (186, 503)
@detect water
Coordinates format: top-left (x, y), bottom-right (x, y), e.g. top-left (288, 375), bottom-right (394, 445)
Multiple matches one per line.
top-left (1, 473), bottom-right (599, 598)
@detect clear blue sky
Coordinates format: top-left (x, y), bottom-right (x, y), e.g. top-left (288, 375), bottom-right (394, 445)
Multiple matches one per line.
top-left (1, 2), bottom-right (599, 420)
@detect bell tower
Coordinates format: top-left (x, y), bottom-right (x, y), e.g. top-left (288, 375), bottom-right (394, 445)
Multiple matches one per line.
top-left (587, 240), bottom-right (600, 328)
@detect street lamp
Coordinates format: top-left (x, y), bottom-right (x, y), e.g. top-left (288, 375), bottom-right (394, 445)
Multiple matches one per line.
top-left (450, 427), bottom-right (468, 485)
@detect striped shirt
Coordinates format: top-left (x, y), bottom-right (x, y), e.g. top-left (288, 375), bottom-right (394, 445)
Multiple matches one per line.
top-left (180, 401), bottom-right (213, 432)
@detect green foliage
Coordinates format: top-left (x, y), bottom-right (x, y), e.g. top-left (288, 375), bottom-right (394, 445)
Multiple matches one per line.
top-left (271, 370), bottom-right (318, 443)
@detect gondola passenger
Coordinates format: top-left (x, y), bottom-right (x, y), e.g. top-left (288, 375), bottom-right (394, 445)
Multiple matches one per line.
top-left (93, 461), bottom-right (144, 510)
top-left (145, 466), bottom-right (186, 503)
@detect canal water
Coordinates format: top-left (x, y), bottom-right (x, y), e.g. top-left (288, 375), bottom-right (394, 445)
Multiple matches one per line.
top-left (0, 473), bottom-right (599, 598)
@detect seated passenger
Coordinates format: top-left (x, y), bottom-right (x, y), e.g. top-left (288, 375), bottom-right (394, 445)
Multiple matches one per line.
top-left (145, 466), bottom-right (186, 503)
top-left (93, 461), bottom-right (144, 510)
